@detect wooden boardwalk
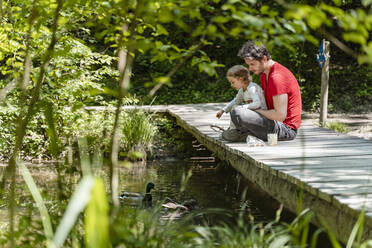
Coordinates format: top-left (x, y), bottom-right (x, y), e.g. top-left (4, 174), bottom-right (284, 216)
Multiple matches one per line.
top-left (90, 103), bottom-right (372, 242)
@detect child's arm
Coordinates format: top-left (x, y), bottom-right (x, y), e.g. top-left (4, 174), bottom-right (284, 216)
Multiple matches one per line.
top-left (245, 87), bottom-right (261, 109)
top-left (216, 109), bottom-right (224, 118)
top-left (245, 85), bottom-right (264, 110)
top-left (222, 89), bottom-right (244, 113)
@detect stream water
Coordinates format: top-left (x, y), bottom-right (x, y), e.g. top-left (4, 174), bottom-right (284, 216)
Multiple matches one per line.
top-left (0, 155), bottom-right (280, 231)
top-left (0, 149), bottom-right (333, 247)
top-left (118, 158), bottom-right (279, 224)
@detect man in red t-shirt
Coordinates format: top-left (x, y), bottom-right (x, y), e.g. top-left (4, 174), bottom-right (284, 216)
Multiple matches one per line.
top-left (221, 41), bottom-right (302, 142)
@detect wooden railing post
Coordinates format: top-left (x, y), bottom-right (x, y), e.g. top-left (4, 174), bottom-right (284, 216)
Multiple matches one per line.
top-left (319, 39), bottom-right (330, 127)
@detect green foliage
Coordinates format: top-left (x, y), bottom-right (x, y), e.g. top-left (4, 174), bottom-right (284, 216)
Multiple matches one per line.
top-left (126, 1), bottom-right (372, 113)
top-left (0, 103), bottom-right (158, 160)
top-left (52, 176), bottom-right (95, 248)
top-left (0, 105), bottom-right (50, 160)
top-left (18, 161), bottom-right (54, 242)
top-left (326, 121), bottom-right (350, 133)
top-left (121, 109), bottom-right (158, 154)
top-left (0, 106), bottom-right (16, 160)
top-left (84, 178), bottom-right (111, 248)
top-left (63, 108), bottom-right (114, 154)
top-left (2, 0), bottom-right (372, 163)
top-left (179, 208), bottom-right (316, 248)
top-left (111, 208), bottom-right (197, 247)
top-left (62, 106), bottom-right (158, 158)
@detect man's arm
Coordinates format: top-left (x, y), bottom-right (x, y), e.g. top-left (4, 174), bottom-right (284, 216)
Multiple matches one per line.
top-left (255, 94), bottom-right (288, 121)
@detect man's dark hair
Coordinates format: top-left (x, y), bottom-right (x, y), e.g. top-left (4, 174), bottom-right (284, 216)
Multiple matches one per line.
top-left (237, 41), bottom-right (272, 60)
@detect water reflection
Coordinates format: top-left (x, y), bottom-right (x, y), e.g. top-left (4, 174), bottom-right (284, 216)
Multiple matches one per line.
top-left (118, 159), bottom-right (271, 224)
top-left (0, 157), bottom-right (278, 245)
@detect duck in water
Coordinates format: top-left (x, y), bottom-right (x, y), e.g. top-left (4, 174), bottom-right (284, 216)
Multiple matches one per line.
top-left (120, 182), bottom-right (155, 208)
top-left (161, 198), bottom-right (198, 221)
top-left (162, 198), bottom-right (197, 211)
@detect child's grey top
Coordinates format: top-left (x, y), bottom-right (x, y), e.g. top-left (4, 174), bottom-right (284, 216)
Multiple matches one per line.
top-left (223, 82), bottom-right (267, 113)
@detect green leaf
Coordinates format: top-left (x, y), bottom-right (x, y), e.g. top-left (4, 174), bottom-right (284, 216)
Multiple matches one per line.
top-left (43, 102), bottom-right (60, 158)
top-left (198, 62), bottom-right (216, 76)
top-left (156, 76), bottom-right (171, 85)
top-left (180, 169), bottom-right (192, 192)
top-left (362, 0), bottom-right (372, 6)
top-left (212, 16), bottom-right (228, 23)
top-left (317, 216), bottom-right (343, 248)
top-left (85, 178), bottom-right (111, 248)
top-left (72, 102), bottom-right (85, 112)
top-left (307, 10), bottom-right (327, 29)
top-left (52, 176), bottom-right (95, 248)
top-left (332, 0), bottom-right (342, 6)
top-left (101, 1), bottom-right (111, 8)
top-left (207, 24), bottom-right (217, 34)
top-left (268, 235), bottom-right (290, 248)
top-left (127, 151), bottom-right (145, 159)
top-left (78, 137), bottom-right (93, 177)
top-left (343, 32), bottom-right (366, 45)
top-left (310, 228), bottom-right (324, 248)
top-left (235, 13), bottom-right (263, 28)
top-left (102, 87), bottom-right (119, 97)
top-left (18, 160), bottom-right (54, 241)
top-left (283, 23), bottom-right (296, 33)
top-left (118, 160), bottom-right (132, 168)
top-left (158, 8), bottom-right (174, 23)
top-left (305, 34), bottom-right (318, 45)
top-left (156, 24), bottom-right (169, 36)
top-left (346, 209), bottom-right (365, 248)
top-left (361, 240), bottom-right (372, 248)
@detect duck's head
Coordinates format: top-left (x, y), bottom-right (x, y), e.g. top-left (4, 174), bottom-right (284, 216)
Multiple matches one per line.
top-left (146, 182), bottom-right (155, 193)
top-left (182, 199), bottom-right (197, 210)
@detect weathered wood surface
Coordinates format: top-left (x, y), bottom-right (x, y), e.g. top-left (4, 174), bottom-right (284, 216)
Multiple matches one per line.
top-left (87, 103), bottom-right (372, 243)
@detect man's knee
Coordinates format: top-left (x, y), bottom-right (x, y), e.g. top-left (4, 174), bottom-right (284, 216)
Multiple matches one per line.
top-left (231, 107), bottom-right (255, 123)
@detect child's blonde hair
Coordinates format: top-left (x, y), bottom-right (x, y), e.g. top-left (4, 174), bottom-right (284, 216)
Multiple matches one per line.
top-left (226, 65), bottom-right (251, 83)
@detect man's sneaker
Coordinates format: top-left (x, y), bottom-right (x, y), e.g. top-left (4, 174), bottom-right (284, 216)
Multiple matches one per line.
top-left (221, 128), bottom-right (248, 142)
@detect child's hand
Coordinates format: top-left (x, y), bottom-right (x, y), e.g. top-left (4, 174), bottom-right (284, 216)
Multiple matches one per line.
top-left (216, 110), bottom-right (224, 118)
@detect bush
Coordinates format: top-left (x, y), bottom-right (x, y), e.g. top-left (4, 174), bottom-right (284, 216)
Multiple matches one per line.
top-left (0, 102), bottom-right (158, 161)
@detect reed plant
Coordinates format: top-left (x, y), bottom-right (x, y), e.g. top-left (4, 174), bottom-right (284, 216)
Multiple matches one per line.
top-left (120, 109), bottom-right (158, 155)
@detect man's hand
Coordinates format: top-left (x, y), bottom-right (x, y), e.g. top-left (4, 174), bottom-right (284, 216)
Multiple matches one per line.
top-left (255, 94), bottom-right (288, 121)
top-left (216, 109), bottom-right (224, 118)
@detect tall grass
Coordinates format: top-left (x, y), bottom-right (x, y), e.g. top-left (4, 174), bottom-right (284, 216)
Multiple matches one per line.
top-left (60, 108), bottom-right (158, 157)
top-left (121, 109), bottom-right (158, 155)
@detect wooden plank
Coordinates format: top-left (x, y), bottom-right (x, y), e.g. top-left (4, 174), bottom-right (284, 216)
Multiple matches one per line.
top-left (312, 183), bottom-right (372, 195)
top-left (333, 194), bottom-right (372, 211)
top-left (284, 170), bottom-right (372, 183)
top-left (285, 135), bottom-right (371, 144)
top-left (237, 146), bottom-right (372, 160)
top-left (284, 169), bottom-right (372, 181)
top-left (261, 155), bottom-right (372, 169)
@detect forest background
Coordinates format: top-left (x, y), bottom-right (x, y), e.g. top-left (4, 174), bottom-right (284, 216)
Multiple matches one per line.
top-left (1, 0), bottom-right (372, 159)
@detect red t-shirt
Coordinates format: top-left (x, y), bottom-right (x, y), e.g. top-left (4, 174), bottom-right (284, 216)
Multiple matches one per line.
top-left (260, 62), bottom-right (302, 130)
